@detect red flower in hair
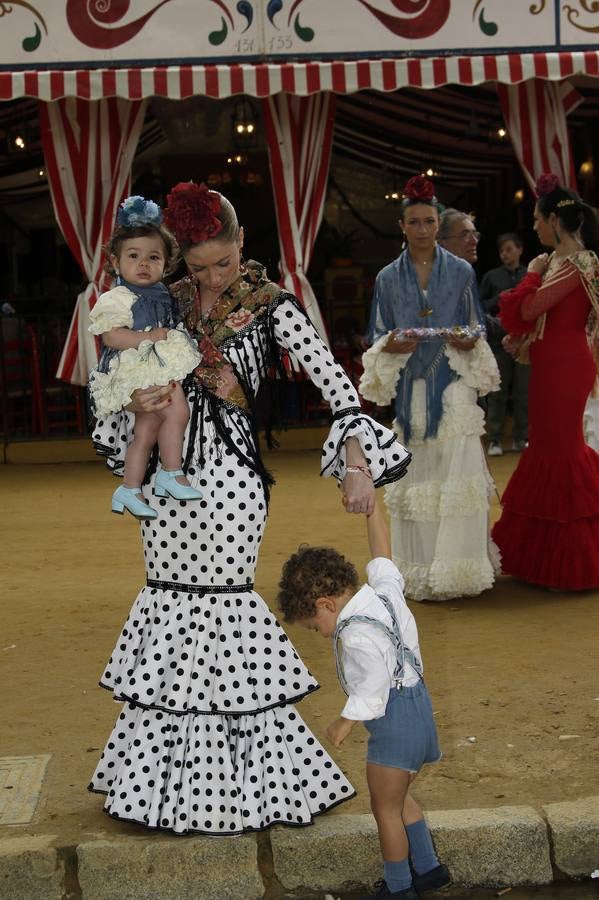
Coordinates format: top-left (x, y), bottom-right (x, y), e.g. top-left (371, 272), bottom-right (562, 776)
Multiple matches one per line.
top-left (404, 175), bottom-right (436, 201)
top-left (164, 181), bottom-right (223, 246)
top-left (535, 173), bottom-right (560, 198)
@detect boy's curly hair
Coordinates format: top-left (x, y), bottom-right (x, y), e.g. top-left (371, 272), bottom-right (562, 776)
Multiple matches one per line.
top-left (277, 545), bottom-right (358, 623)
top-left (103, 223), bottom-right (179, 278)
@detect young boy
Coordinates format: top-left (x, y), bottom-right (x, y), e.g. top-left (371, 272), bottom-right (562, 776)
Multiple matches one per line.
top-left (277, 500), bottom-right (450, 900)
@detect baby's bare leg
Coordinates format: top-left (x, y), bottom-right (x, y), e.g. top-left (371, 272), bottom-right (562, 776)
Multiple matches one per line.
top-left (156, 382), bottom-right (190, 483)
top-left (123, 410), bottom-right (161, 489)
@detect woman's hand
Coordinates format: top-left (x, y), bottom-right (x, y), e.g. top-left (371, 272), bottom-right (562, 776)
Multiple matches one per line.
top-left (342, 436), bottom-right (375, 514)
top-left (326, 717), bottom-right (356, 749)
top-left (126, 383), bottom-right (175, 413)
top-left (446, 334), bottom-right (478, 351)
top-left (528, 253), bottom-right (549, 276)
top-left (383, 331), bottom-right (418, 354)
top-left (341, 472), bottom-right (375, 515)
top-left (148, 326), bottom-right (169, 343)
top-left (502, 334), bottom-right (523, 358)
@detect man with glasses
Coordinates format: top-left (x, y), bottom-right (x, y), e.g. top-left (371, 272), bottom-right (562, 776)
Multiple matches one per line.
top-left (437, 208), bottom-right (480, 265)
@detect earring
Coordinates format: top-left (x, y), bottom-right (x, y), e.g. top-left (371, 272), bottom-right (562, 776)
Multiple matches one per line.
top-left (115, 269), bottom-right (122, 285)
top-left (552, 226), bottom-right (561, 245)
top-left (239, 252), bottom-right (247, 273)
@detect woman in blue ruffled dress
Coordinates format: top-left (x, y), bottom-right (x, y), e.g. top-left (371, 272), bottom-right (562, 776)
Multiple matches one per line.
top-left (361, 176), bottom-right (500, 602)
top-left (88, 181), bottom-right (411, 836)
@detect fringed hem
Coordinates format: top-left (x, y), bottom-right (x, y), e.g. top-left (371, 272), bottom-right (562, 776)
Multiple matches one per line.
top-left (395, 556), bottom-right (497, 602)
top-left (385, 472), bottom-right (491, 522)
top-left (392, 382), bottom-right (486, 446)
top-left (359, 335), bottom-right (411, 406)
top-left (320, 413), bottom-right (411, 487)
top-left (444, 339), bottom-right (500, 397)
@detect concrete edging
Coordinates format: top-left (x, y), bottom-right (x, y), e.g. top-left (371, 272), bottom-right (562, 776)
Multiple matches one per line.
top-left (1, 798), bottom-right (597, 899)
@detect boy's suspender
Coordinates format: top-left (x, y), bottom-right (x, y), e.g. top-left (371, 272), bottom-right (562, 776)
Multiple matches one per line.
top-left (333, 593), bottom-right (423, 697)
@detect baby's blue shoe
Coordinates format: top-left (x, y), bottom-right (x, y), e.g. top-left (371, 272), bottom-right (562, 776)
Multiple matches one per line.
top-left (112, 485), bottom-right (158, 519)
top-left (154, 468), bottom-right (203, 501)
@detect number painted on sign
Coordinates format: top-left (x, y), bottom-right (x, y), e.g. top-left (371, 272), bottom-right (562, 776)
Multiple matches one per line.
top-left (236, 38), bottom-right (256, 53)
top-left (268, 34), bottom-right (294, 51)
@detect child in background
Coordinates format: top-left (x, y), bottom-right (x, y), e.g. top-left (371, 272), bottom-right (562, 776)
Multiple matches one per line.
top-left (277, 500), bottom-right (450, 900)
top-left (88, 196), bottom-right (202, 519)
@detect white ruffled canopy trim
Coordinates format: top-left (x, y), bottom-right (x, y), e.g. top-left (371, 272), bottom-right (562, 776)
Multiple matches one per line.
top-left (444, 338), bottom-right (500, 397)
top-left (88, 326), bottom-right (201, 417)
top-left (88, 285), bottom-right (137, 335)
top-left (359, 334), bottom-right (411, 406)
top-left (320, 412), bottom-right (411, 487)
top-left (385, 472), bottom-right (491, 522)
top-left (394, 555), bottom-right (497, 602)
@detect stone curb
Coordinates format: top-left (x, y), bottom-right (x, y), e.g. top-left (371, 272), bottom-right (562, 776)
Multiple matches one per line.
top-left (1, 800), bottom-right (597, 899)
top-left (0, 834), bottom-right (63, 900)
top-left (543, 795), bottom-right (599, 878)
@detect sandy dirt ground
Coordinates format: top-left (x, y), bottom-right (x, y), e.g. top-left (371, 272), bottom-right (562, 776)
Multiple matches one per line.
top-left (1, 448), bottom-right (598, 847)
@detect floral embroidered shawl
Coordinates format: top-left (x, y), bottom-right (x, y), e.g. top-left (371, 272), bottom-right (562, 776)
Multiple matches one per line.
top-left (169, 259), bottom-right (286, 408)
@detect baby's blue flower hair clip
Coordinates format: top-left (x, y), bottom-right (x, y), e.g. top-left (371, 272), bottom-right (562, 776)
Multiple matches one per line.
top-left (117, 195), bottom-right (163, 228)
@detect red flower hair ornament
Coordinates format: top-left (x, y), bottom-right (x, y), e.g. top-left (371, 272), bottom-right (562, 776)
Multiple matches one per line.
top-left (163, 181), bottom-right (223, 246)
top-left (404, 175), bottom-right (436, 202)
top-left (535, 173), bottom-right (561, 198)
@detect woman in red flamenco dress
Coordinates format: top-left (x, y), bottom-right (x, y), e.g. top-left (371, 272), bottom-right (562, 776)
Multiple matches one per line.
top-left (492, 174), bottom-right (599, 591)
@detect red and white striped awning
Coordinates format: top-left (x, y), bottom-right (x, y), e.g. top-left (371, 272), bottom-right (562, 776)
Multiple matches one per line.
top-left (3, 51), bottom-right (599, 101)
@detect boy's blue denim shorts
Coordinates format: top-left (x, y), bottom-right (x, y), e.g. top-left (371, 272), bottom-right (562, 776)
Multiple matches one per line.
top-left (364, 679), bottom-right (441, 772)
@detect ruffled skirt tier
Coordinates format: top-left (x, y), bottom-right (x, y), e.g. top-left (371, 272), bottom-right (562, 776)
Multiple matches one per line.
top-left (387, 379), bottom-right (498, 601)
top-left (492, 444), bottom-right (599, 590)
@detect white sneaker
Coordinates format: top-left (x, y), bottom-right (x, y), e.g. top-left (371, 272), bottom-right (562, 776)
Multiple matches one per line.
top-left (487, 442), bottom-right (503, 457)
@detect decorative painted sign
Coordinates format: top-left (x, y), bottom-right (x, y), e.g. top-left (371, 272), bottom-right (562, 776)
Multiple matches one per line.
top-left (0, 1), bottom-right (596, 68)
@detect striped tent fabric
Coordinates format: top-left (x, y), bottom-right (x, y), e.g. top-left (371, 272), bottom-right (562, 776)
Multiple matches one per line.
top-left (3, 52), bottom-right (599, 100)
top-left (39, 97), bottom-right (147, 384)
top-left (263, 92), bottom-right (336, 341)
top-left (497, 79), bottom-right (582, 191)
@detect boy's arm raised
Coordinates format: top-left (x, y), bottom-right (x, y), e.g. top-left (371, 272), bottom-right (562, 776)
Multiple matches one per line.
top-left (366, 497), bottom-right (392, 560)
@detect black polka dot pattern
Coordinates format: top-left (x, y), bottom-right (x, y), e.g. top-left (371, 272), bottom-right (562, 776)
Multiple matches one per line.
top-left (90, 702), bottom-right (354, 834)
top-left (91, 407), bottom-right (355, 834)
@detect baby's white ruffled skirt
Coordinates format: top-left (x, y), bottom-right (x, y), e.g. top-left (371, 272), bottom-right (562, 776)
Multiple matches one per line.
top-left (89, 328), bottom-right (201, 417)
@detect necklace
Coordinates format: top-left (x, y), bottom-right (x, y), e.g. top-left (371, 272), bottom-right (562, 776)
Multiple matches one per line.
top-left (412, 255), bottom-right (434, 317)
top-left (196, 288), bottom-right (220, 324)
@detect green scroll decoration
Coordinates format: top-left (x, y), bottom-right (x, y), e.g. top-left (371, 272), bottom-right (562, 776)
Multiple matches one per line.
top-left (0, 1), bottom-right (47, 52)
top-left (472, 0), bottom-right (498, 35)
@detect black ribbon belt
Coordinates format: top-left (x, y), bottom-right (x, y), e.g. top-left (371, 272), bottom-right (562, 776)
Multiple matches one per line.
top-left (146, 579), bottom-right (254, 596)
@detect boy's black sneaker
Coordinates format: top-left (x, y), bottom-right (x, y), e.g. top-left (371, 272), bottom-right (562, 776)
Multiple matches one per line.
top-left (412, 863), bottom-right (451, 893)
top-left (362, 880), bottom-right (419, 900)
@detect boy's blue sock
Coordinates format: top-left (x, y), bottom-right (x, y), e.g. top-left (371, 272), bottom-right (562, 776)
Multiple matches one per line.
top-left (405, 818), bottom-right (439, 875)
top-left (383, 858), bottom-right (412, 893)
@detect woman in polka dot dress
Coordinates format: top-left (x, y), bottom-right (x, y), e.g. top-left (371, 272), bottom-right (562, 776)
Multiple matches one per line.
top-left (89, 182), bottom-right (411, 835)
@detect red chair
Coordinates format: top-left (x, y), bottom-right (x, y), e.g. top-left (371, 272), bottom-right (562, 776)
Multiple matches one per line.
top-left (37, 319), bottom-right (85, 435)
top-left (0, 320), bottom-right (43, 438)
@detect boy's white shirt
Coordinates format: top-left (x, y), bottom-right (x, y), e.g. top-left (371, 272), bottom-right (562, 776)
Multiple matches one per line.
top-left (337, 556), bottom-right (422, 722)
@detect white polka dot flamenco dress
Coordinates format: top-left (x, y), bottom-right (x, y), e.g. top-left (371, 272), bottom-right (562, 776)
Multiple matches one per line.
top-left (89, 275), bottom-right (410, 835)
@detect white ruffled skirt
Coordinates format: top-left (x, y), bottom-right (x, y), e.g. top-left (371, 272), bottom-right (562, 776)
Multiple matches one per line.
top-left (386, 378), bottom-right (499, 601)
top-left (89, 326), bottom-right (201, 417)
